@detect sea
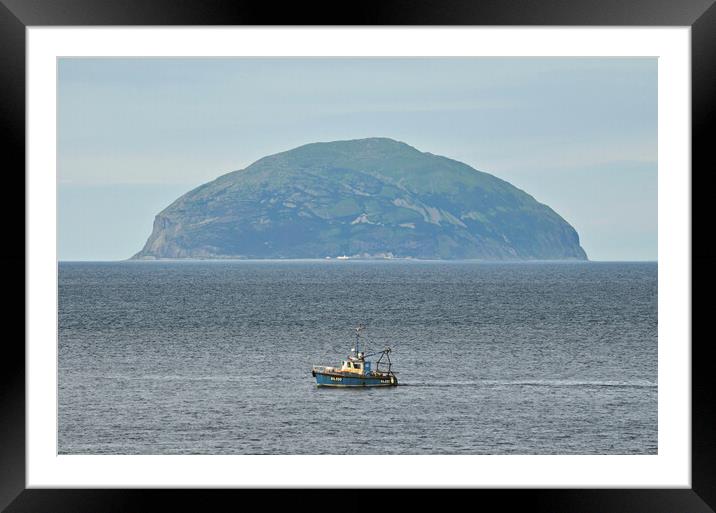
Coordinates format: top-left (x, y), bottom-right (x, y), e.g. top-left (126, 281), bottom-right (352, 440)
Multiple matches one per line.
top-left (58, 260), bottom-right (657, 455)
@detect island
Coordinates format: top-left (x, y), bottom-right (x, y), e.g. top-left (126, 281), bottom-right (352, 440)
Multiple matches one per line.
top-left (132, 137), bottom-right (587, 261)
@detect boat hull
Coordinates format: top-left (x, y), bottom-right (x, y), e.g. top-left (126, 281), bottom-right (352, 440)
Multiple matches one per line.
top-left (313, 371), bottom-right (398, 387)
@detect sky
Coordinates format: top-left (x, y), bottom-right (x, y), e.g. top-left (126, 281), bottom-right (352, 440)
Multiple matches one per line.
top-left (57, 57), bottom-right (657, 261)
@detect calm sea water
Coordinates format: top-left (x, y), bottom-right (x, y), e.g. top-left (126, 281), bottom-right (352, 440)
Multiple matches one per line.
top-left (58, 261), bottom-right (657, 455)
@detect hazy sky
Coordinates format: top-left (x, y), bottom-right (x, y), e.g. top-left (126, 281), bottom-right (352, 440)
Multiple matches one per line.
top-left (58, 57), bottom-right (657, 261)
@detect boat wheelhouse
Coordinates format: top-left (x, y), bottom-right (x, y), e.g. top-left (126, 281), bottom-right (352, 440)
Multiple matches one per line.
top-left (311, 326), bottom-right (398, 387)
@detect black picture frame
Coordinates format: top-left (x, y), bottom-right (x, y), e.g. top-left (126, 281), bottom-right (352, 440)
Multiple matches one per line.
top-left (1, 0), bottom-right (713, 511)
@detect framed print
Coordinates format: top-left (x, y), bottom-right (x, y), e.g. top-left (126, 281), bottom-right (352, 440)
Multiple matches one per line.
top-left (2, 0), bottom-right (714, 511)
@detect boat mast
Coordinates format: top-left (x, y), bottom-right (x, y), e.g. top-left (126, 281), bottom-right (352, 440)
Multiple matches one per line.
top-left (354, 325), bottom-right (365, 358)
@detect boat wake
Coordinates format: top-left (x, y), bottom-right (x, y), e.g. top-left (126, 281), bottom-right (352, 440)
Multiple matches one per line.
top-left (400, 379), bottom-right (657, 389)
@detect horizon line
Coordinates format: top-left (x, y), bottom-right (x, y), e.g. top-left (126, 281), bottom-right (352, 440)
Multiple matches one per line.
top-left (57, 258), bottom-right (658, 263)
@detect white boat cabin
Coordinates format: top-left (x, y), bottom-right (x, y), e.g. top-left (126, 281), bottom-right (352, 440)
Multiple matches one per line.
top-left (340, 355), bottom-right (372, 374)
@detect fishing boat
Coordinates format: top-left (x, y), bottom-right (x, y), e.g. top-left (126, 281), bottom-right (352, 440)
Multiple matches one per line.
top-left (311, 326), bottom-right (398, 387)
